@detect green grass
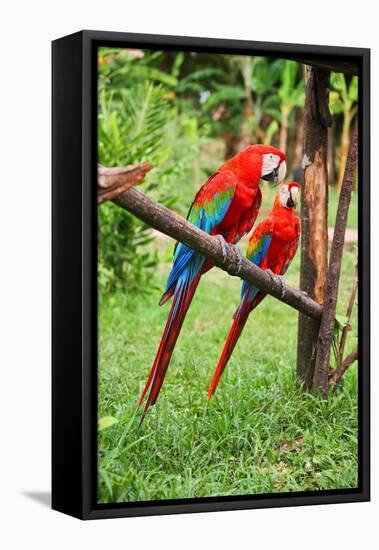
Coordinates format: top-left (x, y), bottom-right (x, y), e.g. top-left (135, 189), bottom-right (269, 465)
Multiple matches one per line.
top-left (98, 243), bottom-right (358, 503)
top-left (328, 186), bottom-right (358, 229)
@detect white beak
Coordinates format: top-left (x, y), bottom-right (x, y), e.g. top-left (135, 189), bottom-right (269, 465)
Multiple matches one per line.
top-left (278, 160), bottom-right (287, 184)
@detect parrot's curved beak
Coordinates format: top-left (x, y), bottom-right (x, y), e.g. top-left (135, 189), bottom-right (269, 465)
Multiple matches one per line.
top-left (262, 160), bottom-right (287, 187)
top-left (286, 184), bottom-right (299, 208)
top-left (261, 166), bottom-right (279, 183)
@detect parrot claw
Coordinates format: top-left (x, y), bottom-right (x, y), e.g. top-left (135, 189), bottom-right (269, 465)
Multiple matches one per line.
top-left (266, 269), bottom-right (275, 288)
top-left (266, 269), bottom-right (286, 299)
top-left (215, 234), bottom-right (228, 263)
top-left (277, 275), bottom-right (286, 298)
top-left (214, 236), bottom-right (243, 276)
top-left (231, 244), bottom-right (243, 275)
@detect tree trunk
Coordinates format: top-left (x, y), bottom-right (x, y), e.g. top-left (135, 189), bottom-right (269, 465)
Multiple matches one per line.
top-left (297, 66), bottom-right (331, 388)
top-left (327, 125), bottom-right (335, 186)
top-left (312, 122), bottom-right (358, 395)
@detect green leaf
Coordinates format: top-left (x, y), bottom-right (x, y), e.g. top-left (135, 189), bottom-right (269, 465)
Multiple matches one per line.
top-left (98, 416), bottom-right (119, 431)
top-left (264, 120), bottom-right (279, 145)
top-left (247, 115), bottom-right (256, 134)
top-left (331, 72), bottom-right (346, 95)
top-left (171, 51), bottom-right (185, 78)
top-left (203, 85), bottom-right (245, 110)
top-left (279, 60), bottom-right (298, 102)
top-left (329, 91), bottom-right (344, 114)
top-left (348, 76), bottom-right (358, 102)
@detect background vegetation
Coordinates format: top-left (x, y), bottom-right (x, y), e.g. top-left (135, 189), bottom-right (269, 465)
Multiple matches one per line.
top-left (97, 47), bottom-right (358, 503)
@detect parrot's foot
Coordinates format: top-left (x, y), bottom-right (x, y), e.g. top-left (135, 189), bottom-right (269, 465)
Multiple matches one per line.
top-left (266, 269), bottom-right (286, 299)
top-left (277, 275), bottom-right (286, 299)
top-left (231, 244), bottom-right (243, 275)
top-left (215, 234), bottom-right (228, 263)
top-left (214, 236), bottom-right (243, 276)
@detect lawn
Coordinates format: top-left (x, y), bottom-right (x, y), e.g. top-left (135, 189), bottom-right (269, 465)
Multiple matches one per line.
top-left (328, 186), bottom-right (358, 229)
top-left (98, 240), bottom-right (358, 504)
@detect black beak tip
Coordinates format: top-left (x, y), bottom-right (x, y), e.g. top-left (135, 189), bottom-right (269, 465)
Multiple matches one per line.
top-left (262, 166), bottom-right (279, 186)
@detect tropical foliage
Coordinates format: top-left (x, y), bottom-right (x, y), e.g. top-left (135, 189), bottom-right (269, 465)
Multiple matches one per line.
top-left (97, 48), bottom-right (359, 503)
top-left (98, 49), bottom-right (205, 291)
top-left (98, 47), bottom-right (357, 293)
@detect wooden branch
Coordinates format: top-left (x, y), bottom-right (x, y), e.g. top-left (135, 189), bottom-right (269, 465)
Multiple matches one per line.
top-left (313, 122), bottom-right (358, 396)
top-left (337, 262), bottom-right (358, 368)
top-left (112, 187), bottom-right (323, 321)
top-left (297, 66), bottom-right (331, 388)
top-left (329, 347), bottom-right (358, 387)
top-left (97, 163), bottom-right (152, 204)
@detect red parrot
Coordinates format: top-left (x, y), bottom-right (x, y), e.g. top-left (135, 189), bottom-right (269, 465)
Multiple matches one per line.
top-left (138, 145), bottom-right (287, 421)
top-left (207, 182), bottom-right (301, 400)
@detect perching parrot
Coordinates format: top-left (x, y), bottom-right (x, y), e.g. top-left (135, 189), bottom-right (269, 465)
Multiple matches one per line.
top-left (138, 145), bottom-right (287, 421)
top-left (207, 182), bottom-right (301, 400)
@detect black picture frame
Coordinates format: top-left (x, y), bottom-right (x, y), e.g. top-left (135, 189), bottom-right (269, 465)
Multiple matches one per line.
top-left (52, 30), bottom-right (370, 520)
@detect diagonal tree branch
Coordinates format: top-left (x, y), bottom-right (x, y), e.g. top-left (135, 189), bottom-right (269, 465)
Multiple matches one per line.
top-left (329, 347), bottom-right (358, 387)
top-left (337, 261), bottom-right (358, 368)
top-left (312, 121), bottom-right (358, 395)
top-left (107, 185), bottom-right (323, 321)
top-left (97, 162), bottom-right (152, 204)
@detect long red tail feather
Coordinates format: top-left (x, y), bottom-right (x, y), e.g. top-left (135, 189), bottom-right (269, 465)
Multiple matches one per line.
top-left (138, 273), bottom-right (201, 423)
top-left (207, 292), bottom-right (267, 400)
top-left (207, 304), bottom-right (249, 400)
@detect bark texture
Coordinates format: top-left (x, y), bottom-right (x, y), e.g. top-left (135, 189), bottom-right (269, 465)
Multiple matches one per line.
top-left (297, 66), bottom-right (332, 388)
top-left (97, 163), bottom-right (152, 204)
top-left (313, 122), bottom-right (358, 395)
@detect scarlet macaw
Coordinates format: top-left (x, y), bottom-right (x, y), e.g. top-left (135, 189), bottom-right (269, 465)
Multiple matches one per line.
top-left (207, 182), bottom-right (301, 400)
top-left (138, 145), bottom-right (287, 420)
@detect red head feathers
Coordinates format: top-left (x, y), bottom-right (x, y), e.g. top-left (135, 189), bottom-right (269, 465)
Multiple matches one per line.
top-left (221, 144), bottom-right (287, 187)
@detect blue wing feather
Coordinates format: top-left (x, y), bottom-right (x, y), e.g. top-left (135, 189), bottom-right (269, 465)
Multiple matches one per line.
top-left (163, 179), bottom-right (236, 296)
top-left (241, 231), bottom-right (272, 300)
